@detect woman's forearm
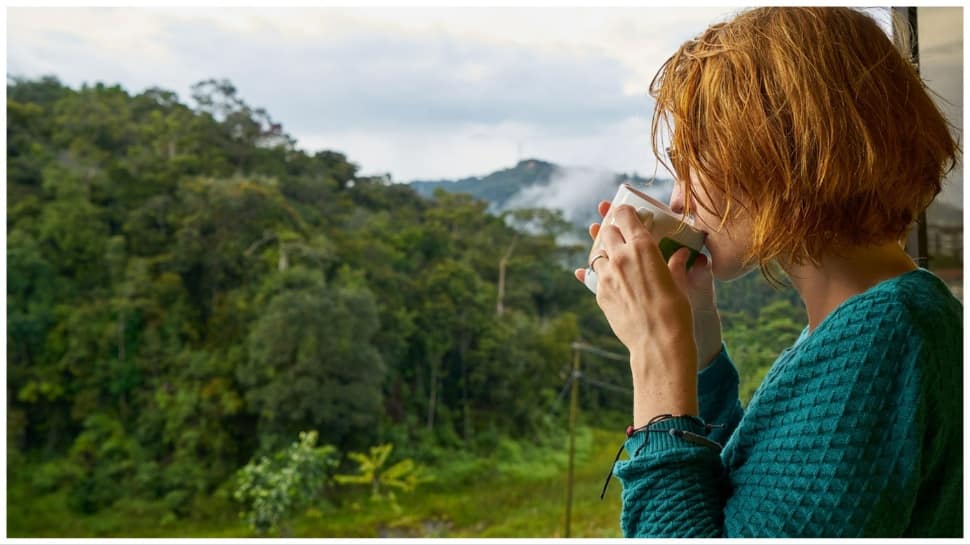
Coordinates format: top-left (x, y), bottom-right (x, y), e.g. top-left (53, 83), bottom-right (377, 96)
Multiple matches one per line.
top-left (629, 341), bottom-right (699, 427)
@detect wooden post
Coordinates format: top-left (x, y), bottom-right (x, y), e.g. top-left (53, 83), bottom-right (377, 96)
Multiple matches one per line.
top-left (564, 344), bottom-right (581, 537)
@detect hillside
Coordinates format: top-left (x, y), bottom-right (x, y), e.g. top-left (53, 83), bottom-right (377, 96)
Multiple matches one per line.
top-left (9, 76), bottom-right (644, 534)
top-left (4, 75), bottom-right (829, 538)
top-left (408, 159), bottom-right (673, 230)
top-left (409, 159), bottom-right (560, 208)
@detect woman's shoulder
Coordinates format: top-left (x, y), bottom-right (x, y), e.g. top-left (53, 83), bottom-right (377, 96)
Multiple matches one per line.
top-left (837, 268), bottom-right (960, 338)
top-left (812, 268), bottom-right (958, 329)
top-left (796, 268), bottom-right (961, 366)
top-left (747, 270), bottom-right (956, 414)
top-left (888, 268), bottom-right (963, 322)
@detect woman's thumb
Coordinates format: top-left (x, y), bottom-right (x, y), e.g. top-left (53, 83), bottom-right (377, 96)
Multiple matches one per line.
top-left (667, 246), bottom-right (692, 294)
top-left (688, 253), bottom-right (712, 282)
top-left (687, 252), bottom-right (716, 301)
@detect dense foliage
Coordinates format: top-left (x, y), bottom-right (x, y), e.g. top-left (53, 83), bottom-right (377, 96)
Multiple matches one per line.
top-left (7, 75), bottom-right (806, 528)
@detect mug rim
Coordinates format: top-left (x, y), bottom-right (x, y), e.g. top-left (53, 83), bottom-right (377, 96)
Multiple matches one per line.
top-left (621, 183), bottom-right (675, 215)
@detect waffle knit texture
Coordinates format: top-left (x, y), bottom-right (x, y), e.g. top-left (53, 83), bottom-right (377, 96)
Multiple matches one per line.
top-left (614, 268), bottom-right (963, 537)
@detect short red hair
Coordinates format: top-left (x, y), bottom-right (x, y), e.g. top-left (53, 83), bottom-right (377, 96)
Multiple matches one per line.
top-left (651, 7), bottom-right (960, 283)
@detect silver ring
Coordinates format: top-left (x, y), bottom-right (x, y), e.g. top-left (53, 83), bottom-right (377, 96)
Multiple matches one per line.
top-left (589, 251), bottom-right (609, 272)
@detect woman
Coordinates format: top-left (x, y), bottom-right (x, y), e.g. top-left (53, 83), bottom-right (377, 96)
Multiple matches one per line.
top-left (573, 7), bottom-right (962, 538)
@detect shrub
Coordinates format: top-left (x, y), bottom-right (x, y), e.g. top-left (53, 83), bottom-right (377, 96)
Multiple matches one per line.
top-left (232, 430), bottom-right (338, 536)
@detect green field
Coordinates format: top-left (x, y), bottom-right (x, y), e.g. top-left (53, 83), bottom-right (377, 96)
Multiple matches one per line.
top-left (9, 427), bottom-right (625, 538)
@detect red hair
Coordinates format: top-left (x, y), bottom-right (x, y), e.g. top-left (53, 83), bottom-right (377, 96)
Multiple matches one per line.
top-left (651, 7), bottom-right (960, 284)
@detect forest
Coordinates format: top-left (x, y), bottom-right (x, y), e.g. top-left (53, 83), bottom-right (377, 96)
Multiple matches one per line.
top-left (7, 76), bottom-right (807, 536)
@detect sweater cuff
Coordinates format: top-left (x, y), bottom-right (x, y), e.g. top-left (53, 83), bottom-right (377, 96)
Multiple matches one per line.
top-left (623, 416), bottom-right (710, 459)
top-left (697, 342), bottom-right (737, 394)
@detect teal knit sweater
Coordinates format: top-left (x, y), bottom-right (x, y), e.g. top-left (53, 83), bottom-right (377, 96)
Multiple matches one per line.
top-left (614, 268), bottom-right (963, 537)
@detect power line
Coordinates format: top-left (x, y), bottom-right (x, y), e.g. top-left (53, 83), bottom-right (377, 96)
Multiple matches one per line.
top-left (565, 339), bottom-right (631, 536)
top-left (570, 341), bottom-right (628, 362)
top-left (580, 375), bottom-right (631, 396)
top-left (556, 374), bottom-right (575, 402)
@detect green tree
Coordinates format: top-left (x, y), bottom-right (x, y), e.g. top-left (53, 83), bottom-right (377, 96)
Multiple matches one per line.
top-left (412, 258), bottom-right (493, 443)
top-left (237, 267), bottom-right (386, 451)
top-left (6, 74), bottom-right (814, 529)
top-left (722, 298), bottom-right (805, 405)
top-left (66, 413), bottom-right (143, 513)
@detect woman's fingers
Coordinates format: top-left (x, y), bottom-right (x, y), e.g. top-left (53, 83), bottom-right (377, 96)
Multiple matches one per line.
top-left (586, 201), bottom-right (612, 240)
top-left (610, 205), bottom-right (673, 287)
top-left (598, 221), bottom-right (626, 249)
top-left (598, 200), bottom-right (611, 218)
top-left (611, 205), bottom-right (654, 245)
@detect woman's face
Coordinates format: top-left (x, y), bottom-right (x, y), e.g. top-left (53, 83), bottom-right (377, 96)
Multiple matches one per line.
top-left (669, 169), bottom-right (757, 282)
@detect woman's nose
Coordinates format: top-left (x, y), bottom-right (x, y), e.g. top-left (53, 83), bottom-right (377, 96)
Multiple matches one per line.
top-left (669, 182), bottom-right (685, 215)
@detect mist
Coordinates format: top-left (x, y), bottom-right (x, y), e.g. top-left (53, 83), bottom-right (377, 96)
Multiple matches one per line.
top-left (502, 165), bottom-right (674, 246)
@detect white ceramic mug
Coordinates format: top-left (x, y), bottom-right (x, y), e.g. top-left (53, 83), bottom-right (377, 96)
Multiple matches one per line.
top-left (584, 183), bottom-right (707, 294)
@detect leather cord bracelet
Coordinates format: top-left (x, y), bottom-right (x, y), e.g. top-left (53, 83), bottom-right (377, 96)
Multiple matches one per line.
top-left (599, 413), bottom-right (724, 500)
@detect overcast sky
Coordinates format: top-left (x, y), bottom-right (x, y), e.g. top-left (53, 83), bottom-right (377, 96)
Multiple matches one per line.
top-left (9, 6), bottom-right (953, 190)
top-left (6, 6), bottom-right (743, 181)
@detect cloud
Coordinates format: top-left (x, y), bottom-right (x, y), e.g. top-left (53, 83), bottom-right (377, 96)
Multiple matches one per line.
top-left (154, 17), bottom-right (651, 134)
top-left (503, 162), bottom-right (672, 224)
top-left (8, 8), bottom-right (184, 87)
top-left (9, 8), bottom-right (655, 131)
top-left (8, 7), bottom-right (672, 182)
top-left (503, 166), bottom-right (618, 225)
top-left (15, 5), bottom-right (948, 195)
top-left (298, 114), bottom-right (664, 181)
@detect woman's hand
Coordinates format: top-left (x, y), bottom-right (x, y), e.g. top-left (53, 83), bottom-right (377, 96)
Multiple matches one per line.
top-left (576, 200), bottom-right (723, 371)
top-left (573, 204), bottom-right (700, 423)
top-left (578, 204), bottom-right (694, 354)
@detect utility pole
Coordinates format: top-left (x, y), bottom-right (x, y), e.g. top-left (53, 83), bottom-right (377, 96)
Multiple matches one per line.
top-left (562, 340), bottom-right (628, 536)
top-left (564, 343), bottom-right (581, 538)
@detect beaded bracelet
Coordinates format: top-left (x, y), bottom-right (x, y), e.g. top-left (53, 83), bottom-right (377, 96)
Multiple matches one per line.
top-left (599, 413), bottom-right (724, 500)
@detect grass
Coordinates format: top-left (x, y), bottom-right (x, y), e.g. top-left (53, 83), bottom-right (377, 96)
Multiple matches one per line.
top-left (8, 427), bottom-right (627, 538)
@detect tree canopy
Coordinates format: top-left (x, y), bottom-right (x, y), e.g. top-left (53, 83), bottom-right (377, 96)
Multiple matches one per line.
top-left (7, 75), bottom-right (805, 520)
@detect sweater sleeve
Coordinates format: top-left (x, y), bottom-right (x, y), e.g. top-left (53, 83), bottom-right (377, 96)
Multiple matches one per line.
top-left (614, 307), bottom-right (924, 537)
top-left (696, 342), bottom-right (744, 447)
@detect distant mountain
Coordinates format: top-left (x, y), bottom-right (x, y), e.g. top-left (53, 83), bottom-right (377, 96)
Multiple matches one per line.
top-left (409, 160), bottom-right (964, 235)
top-left (407, 158), bottom-right (674, 231)
top-left (409, 159), bottom-right (560, 209)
